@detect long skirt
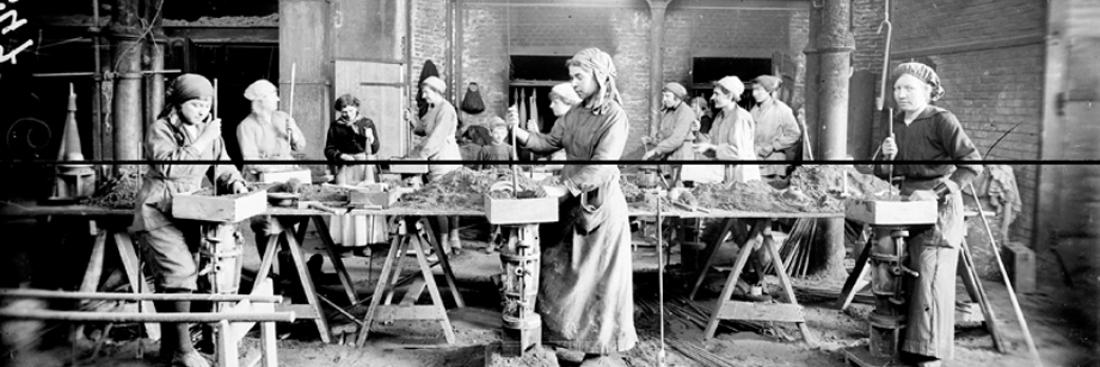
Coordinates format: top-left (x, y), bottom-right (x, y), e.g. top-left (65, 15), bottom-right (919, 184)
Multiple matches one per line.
top-left (330, 163), bottom-right (388, 246)
top-left (537, 188), bottom-right (637, 354)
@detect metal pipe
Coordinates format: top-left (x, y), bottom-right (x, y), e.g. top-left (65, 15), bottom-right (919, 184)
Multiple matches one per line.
top-left (0, 289), bottom-right (283, 303)
top-left (0, 309), bottom-right (296, 323)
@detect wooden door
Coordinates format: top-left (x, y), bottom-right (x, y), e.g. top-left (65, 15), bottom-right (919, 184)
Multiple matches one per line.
top-left (335, 60), bottom-right (408, 159)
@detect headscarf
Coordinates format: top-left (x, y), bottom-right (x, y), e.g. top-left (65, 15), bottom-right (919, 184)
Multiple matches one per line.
top-left (662, 82), bottom-right (688, 102)
top-left (549, 82), bottom-right (582, 106)
top-left (714, 76), bottom-right (745, 102)
top-left (159, 73), bottom-right (214, 119)
top-left (566, 47), bottom-right (622, 114)
top-left (892, 62), bottom-right (945, 101)
top-left (421, 76), bottom-right (447, 96)
top-left (417, 60), bottom-right (440, 118)
top-left (244, 79), bottom-right (279, 101)
top-left (753, 75), bottom-right (782, 93)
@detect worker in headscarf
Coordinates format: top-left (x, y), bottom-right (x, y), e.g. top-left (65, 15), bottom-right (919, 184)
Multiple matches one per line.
top-left (750, 75), bottom-right (801, 181)
top-left (133, 73), bottom-right (247, 367)
top-left (236, 79), bottom-right (307, 182)
top-left (323, 94), bottom-right (387, 248)
top-left (872, 62), bottom-right (982, 367)
top-left (690, 96), bottom-right (712, 140)
top-left (405, 75), bottom-right (463, 252)
top-left (642, 82), bottom-right (695, 182)
top-left (541, 82), bottom-right (582, 165)
top-left (507, 47), bottom-right (637, 363)
top-left (694, 76), bottom-right (761, 183)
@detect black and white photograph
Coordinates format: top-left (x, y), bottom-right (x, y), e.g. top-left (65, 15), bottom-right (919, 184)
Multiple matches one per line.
top-left (0, 0), bottom-right (1095, 366)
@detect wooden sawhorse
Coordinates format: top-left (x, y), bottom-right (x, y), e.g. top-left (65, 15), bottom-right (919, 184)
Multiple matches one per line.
top-left (356, 216), bottom-right (464, 346)
top-left (253, 215), bottom-right (359, 344)
top-left (79, 218), bottom-right (160, 340)
top-left (687, 218), bottom-right (815, 343)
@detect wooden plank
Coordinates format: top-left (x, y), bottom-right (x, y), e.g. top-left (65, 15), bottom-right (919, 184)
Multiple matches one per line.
top-left (357, 227), bottom-right (404, 346)
top-left (79, 232), bottom-right (107, 292)
top-left (172, 190), bottom-right (268, 223)
top-left (839, 237), bottom-right (872, 310)
top-left (261, 321), bottom-right (278, 367)
top-left (113, 232), bottom-right (160, 340)
top-left (704, 232), bottom-right (755, 339)
top-left (217, 320), bottom-right (240, 367)
top-left (717, 301), bottom-right (804, 323)
top-left (416, 218), bottom-right (465, 307)
top-left (411, 233), bottom-right (457, 344)
top-left (373, 305), bottom-right (446, 323)
top-left (484, 195), bottom-right (558, 224)
top-left (283, 234), bottom-right (331, 343)
top-left (273, 304), bottom-right (320, 320)
top-left (400, 280), bottom-right (426, 306)
top-left (310, 216), bottom-right (359, 304)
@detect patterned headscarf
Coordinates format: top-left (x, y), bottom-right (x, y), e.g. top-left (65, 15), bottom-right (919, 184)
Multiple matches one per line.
top-left (892, 62), bottom-right (945, 101)
top-left (566, 47), bottom-right (622, 114)
top-left (662, 82), bottom-right (688, 101)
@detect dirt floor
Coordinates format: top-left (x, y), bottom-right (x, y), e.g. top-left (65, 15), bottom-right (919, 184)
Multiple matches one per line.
top-left (3, 217), bottom-right (1098, 367)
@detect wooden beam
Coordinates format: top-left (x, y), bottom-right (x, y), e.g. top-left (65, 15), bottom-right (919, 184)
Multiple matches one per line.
top-left (464, 0), bottom-right (808, 11)
top-left (716, 301), bottom-right (805, 323)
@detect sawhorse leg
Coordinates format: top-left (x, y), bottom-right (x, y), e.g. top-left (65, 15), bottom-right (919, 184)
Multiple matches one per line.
top-left (260, 225), bottom-right (330, 343)
top-left (416, 218), bottom-right (465, 307)
top-left (703, 219), bottom-right (813, 344)
top-left (958, 239), bottom-right (1007, 353)
top-left (357, 217), bottom-right (456, 345)
top-left (838, 232), bottom-right (873, 311)
top-left (309, 216), bottom-right (358, 304)
top-left (689, 218), bottom-right (737, 299)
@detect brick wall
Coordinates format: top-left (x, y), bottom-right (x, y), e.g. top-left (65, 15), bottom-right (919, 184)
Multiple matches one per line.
top-left (458, 3), bottom-right (807, 157)
top-left (412, 0), bottom-right (448, 94)
top-left (853, 0), bottom-right (1046, 244)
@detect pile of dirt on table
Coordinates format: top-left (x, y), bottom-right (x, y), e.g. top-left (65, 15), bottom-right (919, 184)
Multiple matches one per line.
top-left (298, 184), bottom-right (351, 203)
top-left (692, 180), bottom-right (827, 212)
top-left (82, 168), bottom-right (142, 209)
top-left (787, 165), bottom-right (898, 205)
top-left (396, 167), bottom-right (548, 210)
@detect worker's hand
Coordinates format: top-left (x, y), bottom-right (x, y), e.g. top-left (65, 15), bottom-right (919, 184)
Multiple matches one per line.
top-left (231, 181), bottom-right (249, 194)
top-left (882, 136), bottom-right (898, 159)
top-left (642, 150), bottom-right (657, 161)
top-left (506, 105), bottom-right (521, 130)
top-left (200, 118), bottom-right (223, 141)
top-left (693, 143), bottom-right (715, 154)
top-left (640, 136), bottom-right (653, 145)
top-left (339, 153), bottom-right (355, 161)
top-left (404, 108), bottom-right (417, 127)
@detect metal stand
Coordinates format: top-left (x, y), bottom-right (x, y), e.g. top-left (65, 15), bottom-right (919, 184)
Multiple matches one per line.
top-left (494, 223), bottom-right (542, 356)
top-left (866, 226), bottom-right (915, 358)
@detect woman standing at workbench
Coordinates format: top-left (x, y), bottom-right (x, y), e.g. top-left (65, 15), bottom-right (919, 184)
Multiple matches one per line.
top-left (406, 76), bottom-right (462, 252)
top-left (132, 73), bottom-right (248, 367)
top-left (873, 62), bottom-right (982, 367)
top-left (324, 94), bottom-right (388, 247)
top-left (508, 47), bottom-right (637, 364)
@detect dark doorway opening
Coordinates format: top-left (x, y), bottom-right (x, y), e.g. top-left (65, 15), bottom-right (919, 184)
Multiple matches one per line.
top-left (691, 57), bottom-right (772, 110)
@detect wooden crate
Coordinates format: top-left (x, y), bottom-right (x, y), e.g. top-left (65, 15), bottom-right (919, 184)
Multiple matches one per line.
top-left (172, 189), bottom-right (268, 223)
top-left (1002, 241), bottom-right (1036, 293)
top-left (259, 169), bottom-right (312, 184)
top-left (484, 195), bottom-right (558, 225)
top-left (845, 199), bottom-right (937, 225)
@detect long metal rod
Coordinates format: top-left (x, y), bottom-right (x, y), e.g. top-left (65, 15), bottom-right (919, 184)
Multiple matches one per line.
top-left (0, 289), bottom-right (282, 303)
top-left (967, 183), bottom-right (1043, 367)
top-left (0, 309), bottom-right (295, 323)
top-left (656, 189), bottom-right (666, 366)
top-left (31, 69), bottom-right (182, 78)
